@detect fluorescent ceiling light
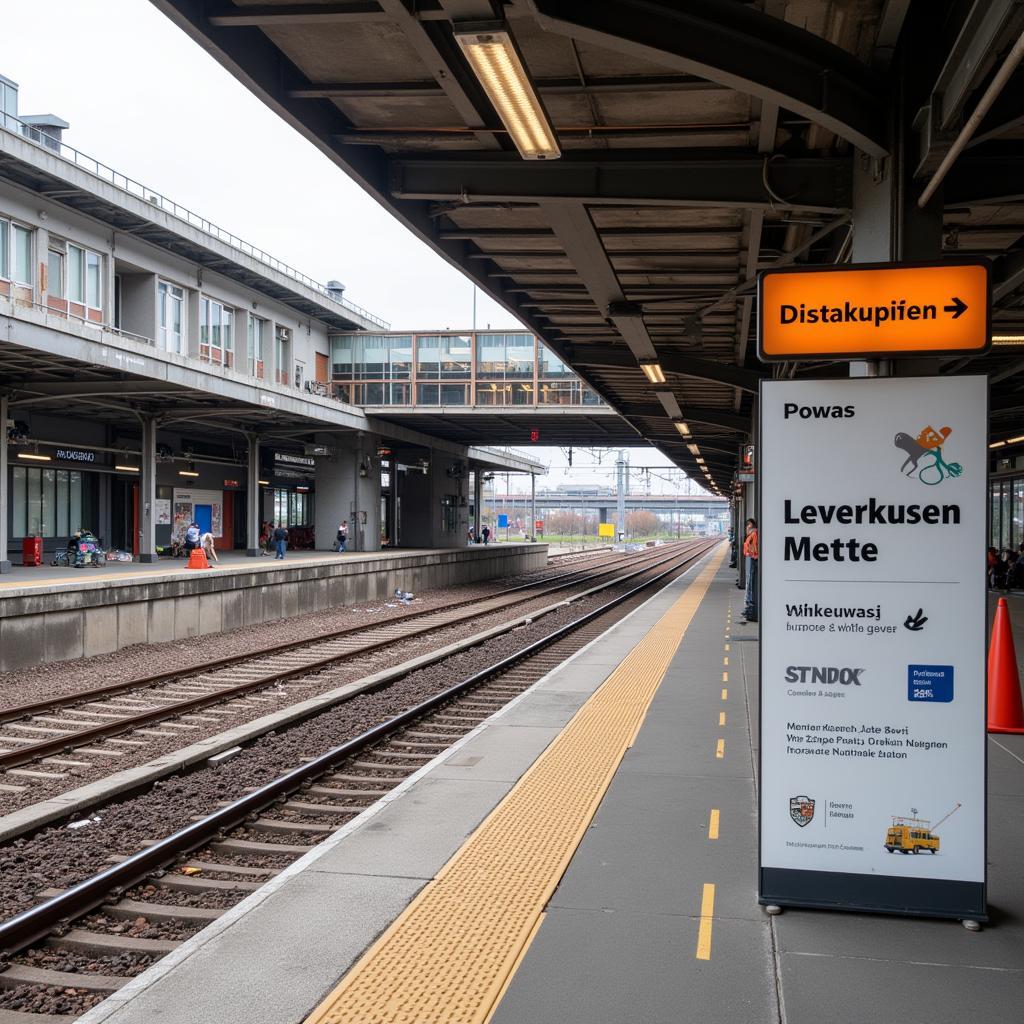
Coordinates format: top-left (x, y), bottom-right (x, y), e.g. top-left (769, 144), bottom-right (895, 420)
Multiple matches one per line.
top-left (993, 335), bottom-right (1024, 345)
top-left (990, 441), bottom-right (1007, 448)
top-left (454, 27), bottom-right (560, 160)
top-left (178, 470), bottom-right (200, 478)
top-left (674, 421), bottom-right (691, 437)
top-left (1008, 435), bottom-right (1024, 444)
top-left (17, 452), bottom-right (51, 461)
top-left (640, 361), bottom-right (666, 384)
top-left (686, 443), bottom-right (700, 456)
top-left (258, 479), bottom-right (270, 486)
top-left (115, 464), bottom-right (139, 472)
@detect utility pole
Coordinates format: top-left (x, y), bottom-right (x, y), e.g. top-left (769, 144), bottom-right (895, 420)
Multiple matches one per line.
top-left (615, 449), bottom-right (627, 542)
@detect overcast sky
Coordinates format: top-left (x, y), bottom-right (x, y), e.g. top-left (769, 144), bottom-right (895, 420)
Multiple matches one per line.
top-left (2, 0), bottom-right (693, 493)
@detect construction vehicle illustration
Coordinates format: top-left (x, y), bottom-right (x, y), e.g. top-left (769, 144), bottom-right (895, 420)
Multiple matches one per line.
top-left (884, 803), bottom-right (961, 854)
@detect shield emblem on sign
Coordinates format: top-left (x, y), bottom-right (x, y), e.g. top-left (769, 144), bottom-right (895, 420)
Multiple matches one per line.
top-left (789, 795), bottom-right (815, 827)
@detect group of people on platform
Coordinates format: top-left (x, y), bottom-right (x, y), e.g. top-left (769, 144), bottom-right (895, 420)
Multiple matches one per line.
top-left (257, 522), bottom-right (291, 559)
top-left (988, 544), bottom-right (1024, 591)
top-left (181, 522), bottom-right (218, 563)
top-left (467, 525), bottom-right (492, 545)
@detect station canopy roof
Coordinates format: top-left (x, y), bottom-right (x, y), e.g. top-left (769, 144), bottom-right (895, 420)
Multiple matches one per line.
top-left (151, 0), bottom-right (1024, 491)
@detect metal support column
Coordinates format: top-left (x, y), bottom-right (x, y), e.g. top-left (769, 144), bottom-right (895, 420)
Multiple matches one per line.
top-left (473, 470), bottom-right (483, 539)
top-left (615, 450), bottom-right (627, 542)
top-left (529, 472), bottom-right (536, 541)
top-left (138, 417), bottom-right (157, 563)
top-left (246, 435), bottom-right (261, 556)
top-left (0, 395), bottom-right (9, 573)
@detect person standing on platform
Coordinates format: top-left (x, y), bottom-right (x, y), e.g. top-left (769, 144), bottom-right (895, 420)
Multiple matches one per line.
top-left (272, 522), bottom-right (288, 560)
top-left (482, 524), bottom-right (491, 545)
top-left (184, 522), bottom-right (200, 558)
top-left (741, 518), bottom-right (759, 624)
top-left (200, 531), bottom-right (218, 564)
top-left (336, 521), bottom-right (348, 553)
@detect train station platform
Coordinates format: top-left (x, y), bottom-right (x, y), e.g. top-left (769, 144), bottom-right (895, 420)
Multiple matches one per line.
top-left (0, 544), bottom-right (547, 672)
top-left (72, 545), bottom-right (1024, 1024)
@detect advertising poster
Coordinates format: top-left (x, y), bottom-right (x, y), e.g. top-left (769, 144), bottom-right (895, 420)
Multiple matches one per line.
top-left (759, 376), bottom-right (986, 919)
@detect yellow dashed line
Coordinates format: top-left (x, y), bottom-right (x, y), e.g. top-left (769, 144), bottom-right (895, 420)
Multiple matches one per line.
top-left (696, 884), bottom-right (716, 960)
top-left (718, 711), bottom-right (726, 726)
top-left (708, 809), bottom-right (720, 840)
top-left (715, 738), bottom-right (725, 759)
top-left (721, 688), bottom-right (728, 701)
top-left (304, 548), bottom-right (726, 1024)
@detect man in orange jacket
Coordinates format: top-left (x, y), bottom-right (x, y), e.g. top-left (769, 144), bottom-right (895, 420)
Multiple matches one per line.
top-left (742, 517), bottom-right (759, 624)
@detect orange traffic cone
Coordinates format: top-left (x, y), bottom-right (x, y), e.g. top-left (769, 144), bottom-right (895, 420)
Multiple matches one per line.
top-left (186, 547), bottom-right (210, 570)
top-left (988, 597), bottom-right (1024, 734)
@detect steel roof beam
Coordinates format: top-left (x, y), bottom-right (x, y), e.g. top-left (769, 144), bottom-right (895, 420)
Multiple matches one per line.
top-left (208, 3), bottom-right (395, 26)
top-left (616, 402), bottom-right (749, 432)
top-left (530, 0), bottom-right (888, 156)
top-left (915, 0), bottom-right (1024, 176)
top-left (290, 73), bottom-right (724, 99)
top-left (570, 345), bottom-right (763, 393)
top-left (539, 201), bottom-right (660, 363)
top-left (373, 0), bottom-right (505, 150)
top-left (994, 249), bottom-right (1024, 302)
top-left (390, 154), bottom-right (852, 212)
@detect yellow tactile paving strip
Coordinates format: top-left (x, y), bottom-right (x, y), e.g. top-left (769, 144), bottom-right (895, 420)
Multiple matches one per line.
top-left (304, 545), bottom-right (725, 1024)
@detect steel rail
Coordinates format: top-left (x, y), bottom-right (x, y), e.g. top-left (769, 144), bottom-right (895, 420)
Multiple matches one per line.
top-left (0, 547), bottom-right (650, 727)
top-left (0, 544), bottom-right (703, 770)
top-left (0, 540), bottom-right (719, 954)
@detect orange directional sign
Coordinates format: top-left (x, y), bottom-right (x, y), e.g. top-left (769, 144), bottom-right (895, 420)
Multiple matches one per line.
top-left (758, 260), bottom-right (990, 361)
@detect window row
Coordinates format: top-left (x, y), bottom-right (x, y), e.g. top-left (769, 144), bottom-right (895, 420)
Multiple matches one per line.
top-left (0, 219), bottom-right (104, 313)
top-left (0, 218), bottom-right (34, 286)
top-left (990, 477), bottom-right (1024, 551)
top-left (11, 467), bottom-right (91, 539)
top-left (330, 333), bottom-right (578, 382)
top-left (333, 380), bottom-right (603, 407)
top-left (272, 488), bottom-right (313, 528)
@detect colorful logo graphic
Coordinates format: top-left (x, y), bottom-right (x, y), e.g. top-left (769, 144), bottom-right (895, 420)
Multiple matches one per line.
top-left (789, 795), bottom-right (815, 827)
top-left (894, 425), bottom-right (963, 485)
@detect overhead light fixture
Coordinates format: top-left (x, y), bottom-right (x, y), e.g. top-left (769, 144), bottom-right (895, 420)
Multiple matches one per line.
top-left (640, 360), bottom-right (666, 384)
top-left (674, 421), bottom-right (691, 437)
top-left (989, 441), bottom-right (1007, 449)
top-left (1009, 435), bottom-right (1024, 444)
top-left (992, 335), bottom-right (1024, 345)
top-left (17, 452), bottom-right (51, 462)
top-left (115, 464), bottom-right (140, 473)
top-left (454, 27), bottom-right (560, 160)
top-left (296, 486), bottom-right (310, 493)
top-left (686, 444), bottom-right (700, 456)
top-left (258, 478), bottom-right (270, 486)
top-left (179, 460), bottom-right (199, 478)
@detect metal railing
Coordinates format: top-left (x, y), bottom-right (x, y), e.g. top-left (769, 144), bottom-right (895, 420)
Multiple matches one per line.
top-left (0, 112), bottom-right (388, 329)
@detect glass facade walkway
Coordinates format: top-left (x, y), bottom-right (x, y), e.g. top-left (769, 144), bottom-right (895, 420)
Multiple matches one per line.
top-left (330, 330), bottom-right (604, 408)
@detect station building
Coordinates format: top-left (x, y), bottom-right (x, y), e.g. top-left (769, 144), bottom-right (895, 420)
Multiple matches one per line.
top-left (0, 79), bottom-right (616, 569)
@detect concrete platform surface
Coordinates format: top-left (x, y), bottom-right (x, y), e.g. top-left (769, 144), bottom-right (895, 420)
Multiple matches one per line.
top-left (75, 547), bottom-right (721, 1024)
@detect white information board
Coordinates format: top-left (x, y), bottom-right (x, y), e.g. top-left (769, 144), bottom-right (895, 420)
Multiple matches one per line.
top-left (759, 376), bottom-right (986, 919)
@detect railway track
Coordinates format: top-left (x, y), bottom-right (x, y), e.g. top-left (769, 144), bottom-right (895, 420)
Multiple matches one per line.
top-left (0, 540), bottom-right (719, 1020)
top-left (0, 545), bottom-right (688, 787)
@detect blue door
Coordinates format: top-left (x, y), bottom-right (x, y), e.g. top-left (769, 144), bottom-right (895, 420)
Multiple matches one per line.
top-left (195, 504), bottom-right (213, 534)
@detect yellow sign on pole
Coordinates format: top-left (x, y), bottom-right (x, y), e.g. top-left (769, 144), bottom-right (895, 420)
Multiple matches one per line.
top-left (598, 523), bottom-right (615, 538)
